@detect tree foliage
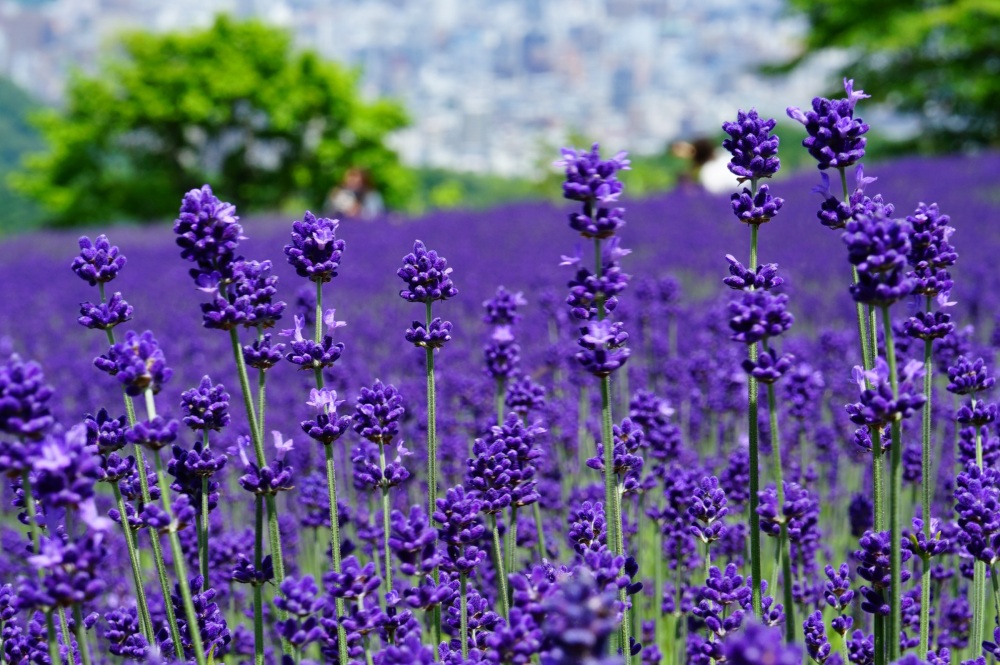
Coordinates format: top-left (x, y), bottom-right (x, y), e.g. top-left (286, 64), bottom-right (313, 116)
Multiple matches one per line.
top-left (13, 15), bottom-right (414, 227)
top-left (785, 0), bottom-right (1000, 150)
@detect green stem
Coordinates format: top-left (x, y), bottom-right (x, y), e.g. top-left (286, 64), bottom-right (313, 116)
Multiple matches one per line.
top-left (489, 514), bottom-right (510, 619)
top-left (324, 444), bottom-right (349, 665)
top-left (426, 301), bottom-right (438, 524)
top-left (460, 573), bottom-right (469, 659)
top-left (970, 399), bottom-right (986, 661)
top-left (72, 605), bottom-right (92, 665)
top-left (146, 391), bottom-right (207, 665)
top-left (919, 294), bottom-right (933, 657)
top-left (379, 442), bottom-right (393, 599)
top-left (199, 430), bottom-right (211, 584)
top-left (111, 483), bottom-right (154, 641)
top-left (747, 219), bottom-right (763, 620)
top-left (253, 495), bottom-right (265, 665)
top-left (506, 506), bottom-right (518, 578)
top-left (57, 607), bottom-right (76, 665)
top-left (20, 469), bottom-right (40, 554)
top-left (764, 373), bottom-right (794, 643)
top-left (878, 307), bottom-right (904, 663)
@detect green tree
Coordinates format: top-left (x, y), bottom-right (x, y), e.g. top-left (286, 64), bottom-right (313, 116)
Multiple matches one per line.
top-left (783, 0), bottom-right (1000, 151)
top-left (0, 77), bottom-right (45, 235)
top-left (12, 15), bottom-right (414, 227)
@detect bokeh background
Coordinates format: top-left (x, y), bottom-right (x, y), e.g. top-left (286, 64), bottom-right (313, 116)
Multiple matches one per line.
top-left (0, 0), bottom-right (996, 235)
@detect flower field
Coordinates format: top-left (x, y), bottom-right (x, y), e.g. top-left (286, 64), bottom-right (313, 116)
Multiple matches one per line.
top-left (2, 84), bottom-right (1000, 664)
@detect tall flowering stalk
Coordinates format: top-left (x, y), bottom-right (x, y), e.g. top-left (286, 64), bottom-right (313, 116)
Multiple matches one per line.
top-left (397, 239), bottom-right (457, 652)
top-left (352, 380), bottom-right (409, 607)
top-left (555, 143), bottom-right (635, 662)
top-left (843, 209), bottom-right (919, 662)
top-left (483, 286), bottom-right (525, 425)
top-left (902, 202), bottom-right (957, 655)
top-left (70, 237), bottom-right (156, 644)
top-left (720, 109), bottom-right (783, 620)
top-left (948, 355), bottom-right (997, 659)
top-left (284, 210), bottom-right (350, 664)
top-left (174, 185), bottom-right (289, 659)
top-left (788, 78), bottom-right (874, 370)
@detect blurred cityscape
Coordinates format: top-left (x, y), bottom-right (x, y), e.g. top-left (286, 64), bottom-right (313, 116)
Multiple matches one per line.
top-left (0, 0), bottom-right (838, 176)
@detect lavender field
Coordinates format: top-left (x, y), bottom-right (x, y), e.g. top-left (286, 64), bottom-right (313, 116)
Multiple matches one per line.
top-left (3, 89), bottom-right (1000, 665)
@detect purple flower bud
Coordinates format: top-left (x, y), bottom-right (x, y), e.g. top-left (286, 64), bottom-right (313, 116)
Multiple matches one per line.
top-left (71, 235), bottom-right (127, 286)
top-left (284, 211), bottom-right (345, 283)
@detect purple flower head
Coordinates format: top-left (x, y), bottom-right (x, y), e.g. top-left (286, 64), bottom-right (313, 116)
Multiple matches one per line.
top-left (741, 347), bottom-right (794, 384)
top-left (180, 375), bottom-right (230, 431)
top-left (328, 555), bottom-right (382, 601)
top-left (587, 418), bottom-right (645, 496)
top-left (723, 255), bottom-right (783, 291)
top-left (280, 312), bottom-right (345, 370)
top-left (947, 356), bottom-right (995, 396)
top-left (169, 576), bottom-right (231, 659)
top-left (468, 413), bottom-right (543, 512)
top-left (231, 553), bottom-right (274, 586)
top-left (813, 164), bottom-right (893, 230)
top-left (846, 358), bottom-right (926, 427)
top-left (728, 289), bottom-right (793, 345)
top-left (568, 501), bottom-right (608, 555)
top-left (236, 436), bottom-right (294, 495)
top-left (200, 259), bottom-right (285, 330)
top-left (77, 292), bottom-right (133, 330)
top-left (243, 333), bottom-right (284, 370)
top-left (722, 622), bottom-right (802, 665)
top-left (71, 235), bottom-right (127, 286)
top-left (538, 568), bottom-right (623, 665)
top-left (803, 610), bottom-right (832, 663)
top-left (284, 211), bottom-right (345, 282)
top-left (564, 239), bottom-right (631, 320)
top-left (484, 325), bottom-right (521, 379)
top-left (94, 330), bottom-right (173, 396)
top-left (854, 530), bottom-right (912, 615)
top-left (434, 485), bottom-right (487, 575)
top-left (576, 319), bottom-right (630, 377)
top-left (21, 529), bottom-right (107, 609)
top-left (903, 310), bottom-right (954, 341)
top-left (730, 184), bottom-right (784, 225)
top-left (302, 388), bottom-right (352, 446)
top-left (0, 353), bottom-right (54, 440)
top-left (84, 408), bottom-right (128, 455)
top-left (104, 606), bottom-right (149, 658)
top-left (954, 462), bottom-right (1000, 564)
top-left (398, 240), bottom-right (458, 303)
top-left (33, 426), bottom-right (101, 510)
top-left (389, 506), bottom-right (440, 576)
top-left (787, 78), bottom-right (871, 170)
top-left (483, 286), bottom-right (528, 326)
top-left (843, 212), bottom-right (915, 306)
top-left (405, 317), bottom-right (453, 349)
top-left (721, 109), bottom-right (780, 181)
top-left (505, 375), bottom-right (547, 418)
top-left (173, 184), bottom-right (243, 281)
top-left (906, 202), bottom-right (957, 298)
top-left (353, 380), bottom-right (405, 446)
top-left (126, 416), bottom-right (179, 451)
top-left (569, 205), bottom-right (627, 239)
top-left (824, 563), bottom-right (855, 612)
top-left (688, 475), bottom-right (729, 544)
top-left (905, 518), bottom-right (950, 559)
top-left (554, 143), bottom-right (630, 205)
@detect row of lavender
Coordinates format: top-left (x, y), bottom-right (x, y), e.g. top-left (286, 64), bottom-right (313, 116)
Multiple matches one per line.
top-left (1, 79), bottom-right (1000, 665)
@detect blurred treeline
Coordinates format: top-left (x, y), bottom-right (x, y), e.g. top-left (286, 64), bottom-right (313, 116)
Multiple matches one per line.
top-left (2, 1), bottom-right (998, 235)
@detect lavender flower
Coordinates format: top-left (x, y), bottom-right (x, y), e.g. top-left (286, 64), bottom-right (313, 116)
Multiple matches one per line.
top-left (284, 211), bottom-right (345, 282)
top-left (94, 330), bottom-right (173, 396)
top-left (71, 235), bottom-right (127, 286)
top-left (180, 376), bottom-right (231, 431)
top-left (77, 292), bottom-right (133, 330)
top-left (173, 184), bottom-right (243, 282)
top-left (787, 78), bottom-right (871, 170)
top-left (721, 109), bottom-right (780, 180)
top-left (398, 240), bottom-right (458, 303)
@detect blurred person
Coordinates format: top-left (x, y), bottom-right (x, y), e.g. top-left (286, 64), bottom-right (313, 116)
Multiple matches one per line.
top-left (326, 168), bottom-right (384, 220)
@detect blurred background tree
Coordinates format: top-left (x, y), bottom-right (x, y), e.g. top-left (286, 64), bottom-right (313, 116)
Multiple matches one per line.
top-left (783, 0), bottom-right (1000, 151)
top-left (11, 15), bottom-right (414, 227)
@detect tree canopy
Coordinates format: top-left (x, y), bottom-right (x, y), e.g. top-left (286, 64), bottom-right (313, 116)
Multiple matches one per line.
top-left (12, 15), bottom-right (414, 227)
top-left (784, 0), bottom-right (1000, 151)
